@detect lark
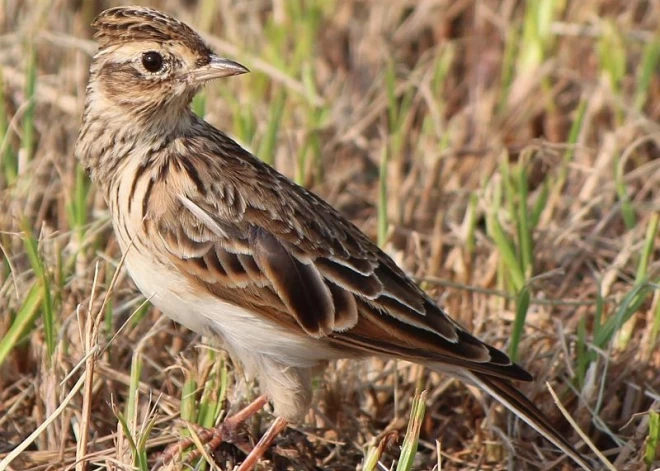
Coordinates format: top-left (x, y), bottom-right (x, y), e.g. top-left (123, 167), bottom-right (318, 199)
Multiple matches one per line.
top-left (76, 6), bottom-right (592, 471)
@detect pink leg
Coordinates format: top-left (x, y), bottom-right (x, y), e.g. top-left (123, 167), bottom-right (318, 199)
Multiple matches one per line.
top-left (236, 416), bottom-right (288, 471)
top-left (152, 394), bottom-right (269, 470)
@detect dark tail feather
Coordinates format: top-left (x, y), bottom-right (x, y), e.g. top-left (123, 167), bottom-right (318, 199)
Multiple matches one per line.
top-left (464, 371), bottom-right (593, 471)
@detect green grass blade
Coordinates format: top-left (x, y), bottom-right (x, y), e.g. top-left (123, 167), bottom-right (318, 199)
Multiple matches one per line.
top-left (645, 410), bottom-right (659, 467)
top-left (558, 95), bottom-right (588, 188)
top-left (131, 301), bottom-right (151, 327)
top-left (67, 163), bottom-right (90, 235)
top-left (487, 213), bottom-right (525, 292)
top-left (509, 286), bottom-right (531, 362)
top-left (650, 294), bottom-right (660, 355)
top-left (362, 443), bottom-right (382, 471)
top-left (258, 88), bottom-right (286, 167)
top-left (634, 36), bottom-right (660, 111)
top-left (125, 349), bottom-right (143, 424)
top-left (114, 407), bottom-right (140, 466)
top-left (594, 282), bottom-right (650, 348)
top-left (0, 69), bottom-right (17, 186)
top-left (518, 0), bottom-right (543, 73)
top-left (614, 154), bottom-right (636, 230)
top-left (0, 282), bottom-right (42, 365)
top-left (136, 416), bottom-right (157, 471)
top-left (597, 21), bottom-right (626, 123)
top-left (636, 213), bottom-right (658, 283)
top-left (465, 192), bottom-right (478, 255)
top-left (385, 60), bottom-right (397, 129)
top-left (362, 433), bottom-right (395, 471)
top-left (530, 179), bottom-right (548, 229)
top-left (22, 46), bottom-right (37, 162)
top-left (396, 390), bottom-right (427, 471)
top-left (497, 22), bottom-right (519, 113)
top-left (21, 221), bottom-right (55, 360)
top-left (594, 285), bottom-right (604, 335)
top-left (516, 164), bottom-right (533, 278)
top-left (575, 310), bottom-right (588, 387)
top-left (198, 354), bottom-right (227, 428)
top-left (181, 371), bottom-right (198, 423)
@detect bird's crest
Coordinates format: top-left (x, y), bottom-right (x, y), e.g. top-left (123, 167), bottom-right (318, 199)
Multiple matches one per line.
top-left (91, 6), bottom-right (211, 54)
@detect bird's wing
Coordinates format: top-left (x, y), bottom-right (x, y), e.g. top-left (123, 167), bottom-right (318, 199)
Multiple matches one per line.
top-left (149, 136), bottom-right (591, 470)
top-left (150, 134), bottom-right (530, 382)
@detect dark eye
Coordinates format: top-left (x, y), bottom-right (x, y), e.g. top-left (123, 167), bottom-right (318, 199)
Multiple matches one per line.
top-left (142, 51), bottom-right (164, 73)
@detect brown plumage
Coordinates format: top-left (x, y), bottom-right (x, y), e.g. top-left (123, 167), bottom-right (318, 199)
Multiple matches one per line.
top-left (93, 6), bottom-right (211, 54)
top-left (75, 6), bottom-right (593, 470)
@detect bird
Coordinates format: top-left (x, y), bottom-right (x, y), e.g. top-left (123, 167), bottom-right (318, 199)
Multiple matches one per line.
top-left (75, 6), bottom-right (592, 471)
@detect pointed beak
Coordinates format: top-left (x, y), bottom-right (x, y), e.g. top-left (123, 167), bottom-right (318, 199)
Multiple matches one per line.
top-left (190, 55), bottom-right (249, 83)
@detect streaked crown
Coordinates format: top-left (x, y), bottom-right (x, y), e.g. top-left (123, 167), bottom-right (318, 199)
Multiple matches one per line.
top-left (92, 6), bottom-right (211, 56)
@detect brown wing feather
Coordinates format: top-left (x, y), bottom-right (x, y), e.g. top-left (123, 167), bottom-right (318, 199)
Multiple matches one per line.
top-left (315, 257), bottom-right (383, 298)
top-left (148, 131), bottom-right (527, 380)
top-left (249, 226), bottom-right (335, 337)
top-left (326, 282), bottom-right (358, 331)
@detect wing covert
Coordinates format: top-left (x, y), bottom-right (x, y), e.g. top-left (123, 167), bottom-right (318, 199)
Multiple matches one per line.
top-left (148, 140), bottom-right (520, 374)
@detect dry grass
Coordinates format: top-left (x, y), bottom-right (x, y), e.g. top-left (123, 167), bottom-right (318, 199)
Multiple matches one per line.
top-left (1, 0), bottom-right (659, 470)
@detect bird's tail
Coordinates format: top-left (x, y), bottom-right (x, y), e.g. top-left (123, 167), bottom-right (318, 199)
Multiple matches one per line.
top-left (461, 370), bottom-right (593, 471)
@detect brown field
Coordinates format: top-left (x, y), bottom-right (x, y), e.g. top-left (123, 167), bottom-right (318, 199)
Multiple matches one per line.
top-left (1, 1), bottom-right (659, 470)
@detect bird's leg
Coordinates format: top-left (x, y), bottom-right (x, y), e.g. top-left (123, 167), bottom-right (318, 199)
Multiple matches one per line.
top-left (153, 394), bottom-right (269, 470)
top-left (236, 416), bottom-right (288, 471)
top-left (204, 393), bottom-right (270, 452)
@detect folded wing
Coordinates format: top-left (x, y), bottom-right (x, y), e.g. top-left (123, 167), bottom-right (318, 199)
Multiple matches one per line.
top-left (149, 143), bottom-right (530, 382)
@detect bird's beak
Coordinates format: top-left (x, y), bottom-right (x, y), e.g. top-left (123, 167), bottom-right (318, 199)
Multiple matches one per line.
top-left (190, 55), bottom-right (249, 83)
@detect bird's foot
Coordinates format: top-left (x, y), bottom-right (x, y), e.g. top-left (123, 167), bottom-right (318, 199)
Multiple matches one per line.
top-left (234, 416), bottom-right (288, 471)
top-left (152, 394), bottom-right (269, 470)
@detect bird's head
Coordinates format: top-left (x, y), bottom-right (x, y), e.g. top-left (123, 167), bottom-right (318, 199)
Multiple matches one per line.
top-left (85, 6), bottom-right (248, 125)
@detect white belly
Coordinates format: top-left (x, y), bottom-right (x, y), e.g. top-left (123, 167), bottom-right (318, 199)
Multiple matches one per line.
top-left (119, 240), bottom-right (337, 370)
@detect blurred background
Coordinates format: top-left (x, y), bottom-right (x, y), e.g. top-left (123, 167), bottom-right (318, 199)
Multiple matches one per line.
top-left (0, 1), bottom-right (659, 470)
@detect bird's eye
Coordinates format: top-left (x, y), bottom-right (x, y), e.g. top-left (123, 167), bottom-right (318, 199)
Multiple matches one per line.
top-left (141, 51), bottom-right (164, 73)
